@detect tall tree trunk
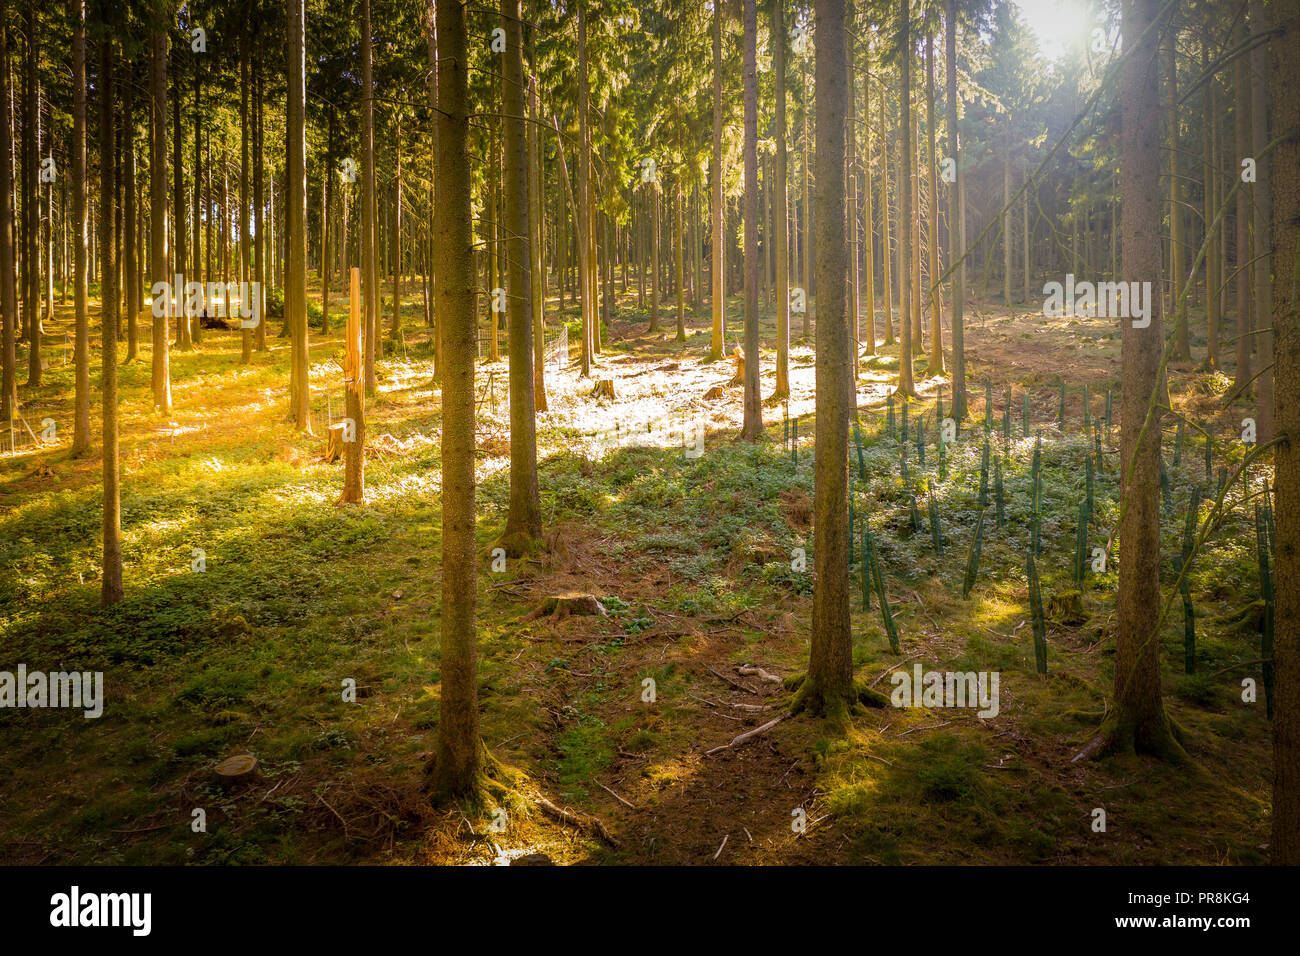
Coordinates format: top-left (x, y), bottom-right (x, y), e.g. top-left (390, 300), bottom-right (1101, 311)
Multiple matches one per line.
top-left (124, 71), bottom-right (138, 361)
top-left (527, 18), bottom-right (546, 411)
top-left (1101, 0), bottom-right (1181, 760)
top-left (392, 114), bottom-right (402, 337)
top-left (879, 78), bottom-right (893, 346)
top-left (173, 45), bottom-right (191, 350)
top-left (362, 0), bottom-right (378, 390)
top-left (2, 14), bottom-right (18, 423)
top-left (1232, 16), bottom-right (1252, 393)
top-left (239, 27), bottom-right (251, 365)
top-left (773, 0), bottom-right (790, 396)
top-left (149, 25), bottom-right (172, 411)
top-left (861, 54), bottom-right (874, 357)
top-left (799, 0), bottom-right (854, 717)
top-left (23, 0), bottom-right (39, 385)
top-left (846, 21), bottom-right (859, 385)
top-left (675, 182), bottom-right (686, 342)
top-left (740, 0), bottom-right (761, 440)
top-left (287, 0), bottom-right (309, 430)
top-left (1002, 153), bottom-right (1012, 307)
top-left (1169, 31), bottom-right (1189, 361)
top-left (577, 3), bottom-right (594, 374)
top-left (925, 15), bottom-right (943, 376)
top-left (897, 0), bottom-right (916, 398)
top-left (709, 0), bottom-right (724, 360)
top-left (1250, 4), bottom-right (1273, 442)
top-left (70, 0), bottom-right (90, 453)
top-left (254, 69), bottom-right (266, 352)
top-left (946, 0), bottom-right (964, 418)
top-left (501, 0), bottom-right (541, 554)
top-left (1202, 26), bottom-right (1219, 370)
top-left (649, 183), bottom-right (660, 331)
top-left (431, 0), bottom-right (482, 800)
top-left (1269, 0), bottom-right (1300, 865)
top-left (322, 107), bottom-right (334, 334)
top-left (97, 16), bottom-right (122, 606)
top-left (192, 54), bottom-right (203, 344)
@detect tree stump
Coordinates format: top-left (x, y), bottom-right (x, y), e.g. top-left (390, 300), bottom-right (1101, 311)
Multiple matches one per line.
top-left (214, 754), bottom-right (260, 789)
top-left (729, 346), bottom-right (745, 385)
top-left (590, 379), bottom-right (615, 400)
top-left (522, 592), bottom-right (609, 622)
top-left (325, 422), bottom-right (347, 463)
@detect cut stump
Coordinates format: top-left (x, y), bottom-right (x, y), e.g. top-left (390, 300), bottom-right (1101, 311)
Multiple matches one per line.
top-left (521, 592), bottom-right (608, 622)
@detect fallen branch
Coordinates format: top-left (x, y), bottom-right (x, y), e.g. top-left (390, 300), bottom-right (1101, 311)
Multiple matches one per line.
top-left (738, 664), bottom-right (782, 685)
top-left (707, 666), bottom-right (761, 696)
top-left (705, 714), bottom-right (787, 756)
top-left (534, 794), bottom-right (621, 848)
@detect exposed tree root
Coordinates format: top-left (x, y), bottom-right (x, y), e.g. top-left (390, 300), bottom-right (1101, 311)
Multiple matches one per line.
top-left (425, 744), bottom-right (620, 850)
top-left (785, 672), bottom-right (891, 721)
top-left (532, 795), bottom-right (621, 849)
top-left (496, 529), bottom-right (542, 560)
top-left (1070, 711), bottom-right (1190, 764)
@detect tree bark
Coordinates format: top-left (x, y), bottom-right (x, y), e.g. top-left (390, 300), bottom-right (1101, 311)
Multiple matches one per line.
top-left (773, 0), bottom-right (790, 396)
top-left (431, 0), bottom-right (483, 800)
top-left (946, 0), bottom-right (964, 418)
top-left (1269, 0), bottom-right (1300, 865)
top-left (362, 0), bottom-right (378, 390)
top-left (710, 0), bottom-right (724, 360)
top-left (149, 25), bottom-right (172, 410)
top-left (70, 0), bottom-right (90, 453)
top-left (286, 0), bottom-right (310, 430)
top-left (1, 13), bottom-right (18, 423)
top-left (501, 0), bottom-right (541, 554)
top-left (97, 15), bottom-right (122, 606)
top-left (740, 0), bottom-right (761, 440)
top-left (802, 0), bottom-right (854, 717)
top-left (897, 0), bottom-right (916, 398)
top-left (1108, 0), bottom-right (1180, 759)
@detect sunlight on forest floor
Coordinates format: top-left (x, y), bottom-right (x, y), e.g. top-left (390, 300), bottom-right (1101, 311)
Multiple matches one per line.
top-left (0, 282), bottom-right (1273, 865)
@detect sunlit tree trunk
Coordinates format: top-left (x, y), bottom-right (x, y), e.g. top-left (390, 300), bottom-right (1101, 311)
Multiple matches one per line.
top-left (897, 0), bottom-right (916, 398)
top-left (946, 0), bottom-right (964, 418)
top-left (577, 2), bottom-right (594, 375)
top-left (97, 15), bottom-right (122, 606)
top-left (1100, 0), bottom-right (1181, 760)
top-left (710, 0), bottom-right (724, 360)
top-left (362, 0), bottom-right (378, 390)
top-left (925, 15), bottom-right (943, 376)
top-left (801, 0), bottom-right (854, 717)
top-left (70, 0), bottom-right (90, 454)
top-left (740, 0), bottom-right (761, 440)
top-left (501, 0), bottom-right (541, 555)
top-left (879, 79), bottom-right (893, 346)
top-left (861, 53), bottom-right (874, 358)
top-left (1, 18), bottom-right (17, 423)
top-left (431, 0), bottom-right (482, 799)
top-left (150, 24), bottom-right (172, 410)
top-left (772, 0), bottom-right (790, 396)
top-left (286, 0), bottom-right (310, 430)
top-left (239, 27), bottom-right (251, 365)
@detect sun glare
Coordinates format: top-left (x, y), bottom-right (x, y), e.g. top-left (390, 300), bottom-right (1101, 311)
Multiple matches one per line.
top-left (1011, 0), bottom-right (1096, 61)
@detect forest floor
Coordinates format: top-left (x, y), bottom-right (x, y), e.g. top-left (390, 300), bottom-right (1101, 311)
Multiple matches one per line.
top-left (0, 280), bottom-right (1274, 865)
